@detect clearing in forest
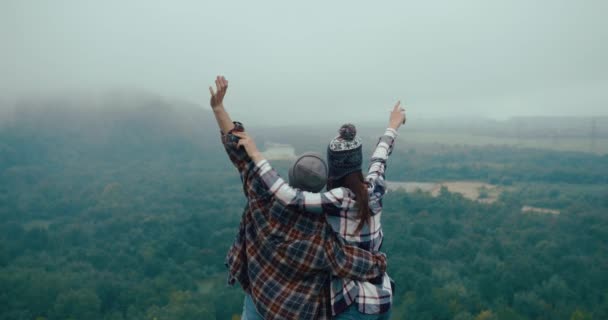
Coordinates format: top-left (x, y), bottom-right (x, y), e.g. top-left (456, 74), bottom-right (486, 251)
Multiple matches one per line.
top-left (387, 180), bottom-right (501, 203)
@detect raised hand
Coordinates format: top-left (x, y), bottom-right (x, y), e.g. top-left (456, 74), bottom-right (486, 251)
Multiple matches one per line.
top-left (209, 75), bottom-right (228, 108)
top-left (388, 100), bottom-right (406, 130)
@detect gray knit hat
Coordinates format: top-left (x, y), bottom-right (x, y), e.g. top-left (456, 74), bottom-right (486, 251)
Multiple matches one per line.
top-left (288, 152), bottom-right (328, 192)
top-left (327, 123), bottom-right (363, 180)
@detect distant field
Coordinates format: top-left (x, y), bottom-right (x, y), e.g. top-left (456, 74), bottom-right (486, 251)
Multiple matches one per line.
top-left (522, 205), bottom-right (560, 215)
top-left (388, 180), bottom-right (572, 214)
top-left (388, 180), bottom-right (501, 203)
top-left (431, 181), bottom-right (501, 203)
top-left (262, 142), bottom-right (297, 160)
top-left (398, 131), bottom-right (608, 154)
top-left (386, 180), bottom-right (580, 215)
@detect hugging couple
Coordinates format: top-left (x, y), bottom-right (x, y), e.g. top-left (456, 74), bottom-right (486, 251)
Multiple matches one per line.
top-left (209, 75), bottom-right (406, 320)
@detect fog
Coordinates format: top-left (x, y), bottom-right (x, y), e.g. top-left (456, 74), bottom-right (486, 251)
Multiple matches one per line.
top-left (2, 0), bottom-right (607, 125)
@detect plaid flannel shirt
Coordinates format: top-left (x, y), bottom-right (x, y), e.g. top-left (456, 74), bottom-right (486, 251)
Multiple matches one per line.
top-left (254, 127), bottom-right (398, 316)
top-left (223, 122), bottom-right (388, 320)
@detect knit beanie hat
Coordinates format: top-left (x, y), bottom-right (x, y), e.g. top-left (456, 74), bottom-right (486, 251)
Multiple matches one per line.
top-left (327, 123), bottom-right (363, 180)
top-left (288, 152), bottom-right (328, 192)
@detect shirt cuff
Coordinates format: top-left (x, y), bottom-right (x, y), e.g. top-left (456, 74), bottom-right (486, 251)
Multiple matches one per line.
top-left (385, 127), bottom-right (398, 138)
top-left (255, 159), bottom-right (272, 175)
top-left (221, 121), bottom-right (245, 144)
top-left (255, 159), bottom-right (268, 168)
top-left (227, 121), bottom-right (245, 134)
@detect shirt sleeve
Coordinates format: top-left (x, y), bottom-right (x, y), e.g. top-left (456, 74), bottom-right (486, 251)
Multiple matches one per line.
top-left (323, 233), bottom-right (387, 280)
top-left (221, 121), bottom-right (248, 170)
top-left (366, 128), bottom-right (398, 206)
top-left (253, 159), bottom-right (348, 215)
top-left (221, 121), bottom-right (272, 201)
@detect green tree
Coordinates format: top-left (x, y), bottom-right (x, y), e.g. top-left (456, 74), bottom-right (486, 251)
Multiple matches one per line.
top-left (52, 289), bottom-right (101, 320)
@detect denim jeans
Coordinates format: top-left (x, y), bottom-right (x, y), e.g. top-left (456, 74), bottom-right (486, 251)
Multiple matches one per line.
top-left (241, 294), bottom-right (264, 320)
top-left (333, 303), bottom-right (392, 320)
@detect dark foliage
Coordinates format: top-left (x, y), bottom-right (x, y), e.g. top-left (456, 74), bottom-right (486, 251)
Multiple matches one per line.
top-left (1, 99), bottom-right (606, 319)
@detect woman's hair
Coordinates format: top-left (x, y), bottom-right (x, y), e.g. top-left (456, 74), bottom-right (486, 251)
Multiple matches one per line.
top-left (327, 171), bottom-right (370, 234)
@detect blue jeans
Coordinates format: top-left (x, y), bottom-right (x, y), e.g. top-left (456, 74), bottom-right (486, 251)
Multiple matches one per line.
top-left (333, 303), bottom-right (392, 320)
top-left (241, 294), bottom-right (264, 320)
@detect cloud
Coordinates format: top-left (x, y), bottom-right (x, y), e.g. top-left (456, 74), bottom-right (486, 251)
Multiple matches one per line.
top-left (1, 0), bottom-right (606, 124)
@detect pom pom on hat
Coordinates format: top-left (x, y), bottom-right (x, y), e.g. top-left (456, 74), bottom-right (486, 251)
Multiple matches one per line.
top-left (329, 123), bottom-right (362, 152)
top-left (339, 123), bottom-right (357, 141)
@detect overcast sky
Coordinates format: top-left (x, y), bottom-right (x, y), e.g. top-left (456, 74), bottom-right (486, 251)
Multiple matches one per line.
top-left (2, 0), bottom-right (607, 124)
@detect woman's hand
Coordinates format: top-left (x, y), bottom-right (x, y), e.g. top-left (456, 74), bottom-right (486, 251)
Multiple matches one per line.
top-left (232, 131), bottom-right (265, 163)
top-left (388, 100), bottom-right (406, 130)
top-left (209, 75), bottom-right (228, 109)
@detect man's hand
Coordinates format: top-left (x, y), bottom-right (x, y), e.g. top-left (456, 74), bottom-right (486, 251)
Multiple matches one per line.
top-left (233, 131), bottom-right (265, 163)
top-left (209, 75), bottom-right (228, 109)
top-left (388, 100), bottom-right (406, 130)
top-left (209, 75), bottom-right (234, 133)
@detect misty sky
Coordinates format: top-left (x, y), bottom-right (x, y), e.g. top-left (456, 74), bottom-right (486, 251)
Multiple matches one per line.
top-left (2, 0), bottom-right (607, 125)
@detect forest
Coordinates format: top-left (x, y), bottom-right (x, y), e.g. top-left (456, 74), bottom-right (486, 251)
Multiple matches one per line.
top-left (1, 96), bottom-right (607, 319)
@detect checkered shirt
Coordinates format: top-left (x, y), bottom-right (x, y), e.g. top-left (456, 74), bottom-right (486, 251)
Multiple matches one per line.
top-left (254, 127), bottom-right (398, 316)
top-left (223, 122), bottom-right (388, 320)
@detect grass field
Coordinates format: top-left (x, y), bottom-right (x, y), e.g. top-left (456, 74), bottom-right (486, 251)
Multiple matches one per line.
top-left (398, 131), bottom-right (608, 154)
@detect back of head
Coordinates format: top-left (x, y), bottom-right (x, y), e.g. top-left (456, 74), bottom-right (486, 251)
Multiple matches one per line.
top-left (288, 152), bottom-right (328, 192)
top-left (326, 124), bottom-right (370, 233)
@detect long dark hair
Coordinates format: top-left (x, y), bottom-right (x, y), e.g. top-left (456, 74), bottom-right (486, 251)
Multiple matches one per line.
top-left (328, 171), bottom-right (370, 234)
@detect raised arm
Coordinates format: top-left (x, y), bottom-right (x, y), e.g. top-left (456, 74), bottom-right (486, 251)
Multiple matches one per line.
top-left (209, 76), bottom-right (272, 201)
top-left (209, 75), bottom-right (234, 134)
top-left (366, 101), bottom-right (406, 200)
top-left (209, 75), bottom-right (246, 171)
top-left (232, 131), bottom-right (348, 215)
